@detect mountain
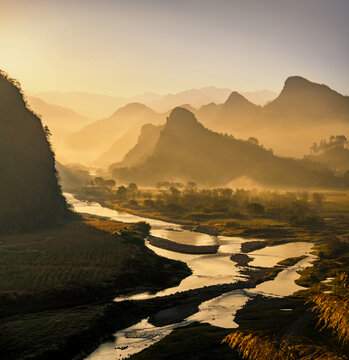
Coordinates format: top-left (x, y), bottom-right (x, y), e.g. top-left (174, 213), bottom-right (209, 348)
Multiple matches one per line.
top-left (113, 107), bottom-right (342, 188)
top-left (202, 91), bottom-right (262, 132)
top-left (30, 90), bottom-right (162, 119)
top-left (306, 146), bottom-right (349, 172)
top-left (110, 123), bottom-right (163, 170)
top-left (196, 76), bottom-right (349, 157)
top-left (240, 89), bottom-right (277, 106)
top-left (148, 87), bottom-right (232, 112)
top-left (31, 88), bottom-right (277, 120)
top-left (95, 123), bottom-right (145, 167)
top-left (64, 103), bottom-right (164, 164)
top-left (0, 71), bottom-right (71, 233)
top-left (56, 162), bottom-right (92, 191)
top-left (265, 76), bottom-right (349, 121)
top-left (26, 96), bottom-right (93, 144)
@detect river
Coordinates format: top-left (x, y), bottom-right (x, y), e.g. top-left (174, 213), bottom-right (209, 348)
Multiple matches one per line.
top-left (64, 194), bottom-right (316, 359)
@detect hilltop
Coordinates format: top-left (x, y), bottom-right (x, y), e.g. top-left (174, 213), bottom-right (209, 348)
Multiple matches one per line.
top-left (113, 107), bottom-right (342, 188)
top-left (64, 103), bottom-right (164, 164)
top-left (195, 76), bottom-right (349, 157)
top-left (0, 71), bottom-right (71, 232)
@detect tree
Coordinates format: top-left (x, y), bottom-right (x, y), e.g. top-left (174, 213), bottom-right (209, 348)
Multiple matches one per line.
top-left (310, 142), bottom-right (319, 154)
top-left (94, 176), bottom-right (105, 187)
top-left (116, 185), bottom-right (127, 198)
top-left (156, 181), bottom-right (170, 189)
top-left (248, 137), bottom-right (259, 146)
top-left (128, 183), bottom-right (138, 192)
top-left (104, 179), bottom-right (116, 187)
top-left (312, 135), bottom-right (349, 154)
top-left (247, 202), bottom-right (265, 215)
top-left (169, 186), bottom-right (180, 197)
top-left (186, 181), bottom-right (197, 191)
top-left (132, 221), bottom-right (150, 236)
top-left (312, 193), bottom-right (324, 207)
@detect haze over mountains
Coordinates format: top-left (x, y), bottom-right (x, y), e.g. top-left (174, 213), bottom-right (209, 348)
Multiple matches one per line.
top-left (112, 107), bottom-right (345, 188)
top-left (64, 103), bottom-right (165, 164)
top-left (30, 90), bottom-right (162, 119)
top-left (111, 123), bottom-right (164, 169)
top-left (25, 76), bottom-right (349, 172)
top-left (0, 71), bottom-right (71, 233)
top-left (30, 88), bottom-right (277, 119)
top-left (196, 76), bottom-right (349, 157)
top-left (26, 96), bottom-right (93, 145)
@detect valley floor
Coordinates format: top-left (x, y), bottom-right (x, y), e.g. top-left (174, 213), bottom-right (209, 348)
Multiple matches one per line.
top-left (0, 217), bottom-right (190, 360)
top-left (72, 188), bottom-right (349, 359)
top-left (2, 190), bottom-right (349, 360)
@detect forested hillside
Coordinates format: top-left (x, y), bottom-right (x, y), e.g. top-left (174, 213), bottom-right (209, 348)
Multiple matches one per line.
top-left (0, 71), bottom-right (71, 233)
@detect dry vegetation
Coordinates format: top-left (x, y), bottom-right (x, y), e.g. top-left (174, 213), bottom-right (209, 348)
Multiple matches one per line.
top-left (0, 219), bottom-right (133, 292)
top-left (0, 217), bottom-right (191, 360)
top-left (222, 274), bottom-right (349, 360)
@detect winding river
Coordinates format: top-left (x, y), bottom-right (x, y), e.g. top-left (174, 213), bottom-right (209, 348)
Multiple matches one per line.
top-left (64, 194), bottom-right (316, 360)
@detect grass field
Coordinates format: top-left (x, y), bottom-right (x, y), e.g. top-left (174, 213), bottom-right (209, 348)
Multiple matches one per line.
top-left (0, 219), bottom-right (132, 292)
top-left (0, 219), bottom-right (189, 296)
top-left (0, 217), bottom-right (191, 360)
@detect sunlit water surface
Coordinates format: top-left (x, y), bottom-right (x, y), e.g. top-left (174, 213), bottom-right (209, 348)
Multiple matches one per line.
top-left (64, 194), bottom-right (315, 360)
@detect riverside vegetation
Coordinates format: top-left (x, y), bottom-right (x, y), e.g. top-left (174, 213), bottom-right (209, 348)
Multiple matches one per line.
top-left (0, 71), bottom-right (190, 360)
top-left (2, 66), bottom-right (349, 360)
top-left (73, 182), bottom-right (349, 359)
top-left (0, 218), bottom-right (191, 360)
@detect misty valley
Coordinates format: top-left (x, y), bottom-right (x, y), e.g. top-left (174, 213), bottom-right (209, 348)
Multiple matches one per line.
top-left (1, 2), bottom-right (349, 358)
top-left (1, 68), bottom-right (349, 360)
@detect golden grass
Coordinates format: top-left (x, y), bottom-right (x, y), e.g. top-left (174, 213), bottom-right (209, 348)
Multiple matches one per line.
top-left (222, 273), bottom-right (349, 360)
top-left (0, 220), bottom-right (133, 292)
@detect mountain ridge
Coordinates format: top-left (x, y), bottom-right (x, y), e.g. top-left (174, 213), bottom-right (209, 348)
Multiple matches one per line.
top-left (0, 71), bottom-right (71, 233)
top-left (113, 107), bottom-right (343, 188)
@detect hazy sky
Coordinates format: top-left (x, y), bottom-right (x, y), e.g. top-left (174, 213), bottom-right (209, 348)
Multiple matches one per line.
top-left (1, 0), bottom-right (348, 96)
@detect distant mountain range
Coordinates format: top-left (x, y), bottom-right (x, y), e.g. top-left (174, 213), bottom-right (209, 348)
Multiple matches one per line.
top-left (29, 90), bottom-right (162, 119)
top-left (26, 96), bottom-right (93, 145)
top-left (29, 88), bottom-right (277, 119)
top-left (64, 103), bottom-right (165, 164)
top-left (111, 123), bottom-right (164, 169)
top-left (195, 76), bottom-right (349, 157)
top-left (30, 76), bottom-right (349, 165)
top-left (112, 107), bottom-right (344, 188)
top-left (265, 76), bottom-right (349, 119)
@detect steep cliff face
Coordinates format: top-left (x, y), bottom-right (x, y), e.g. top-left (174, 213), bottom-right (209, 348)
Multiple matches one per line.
top-left (111, 123), bottom-right (163, 169)
top-left (0, 71), bottom-right (71, 233)
top-left (264, 76), bottom-right (349, 119)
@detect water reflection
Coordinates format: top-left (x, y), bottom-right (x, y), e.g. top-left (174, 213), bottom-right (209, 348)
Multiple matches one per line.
top-left (65, 194), bottom-right (315, 360)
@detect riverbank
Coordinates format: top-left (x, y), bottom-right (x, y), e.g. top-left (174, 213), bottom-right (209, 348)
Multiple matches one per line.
top-left (126, 294), bottom-right (309, 360)
top-left (6, 192), bottom-right (346, 360)
top-left (0, 217), bottom-right (191, 360)
top-left (148, 235), bottom-right (219, 254)
top-left (73, 189), bottom-right (322, 249)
